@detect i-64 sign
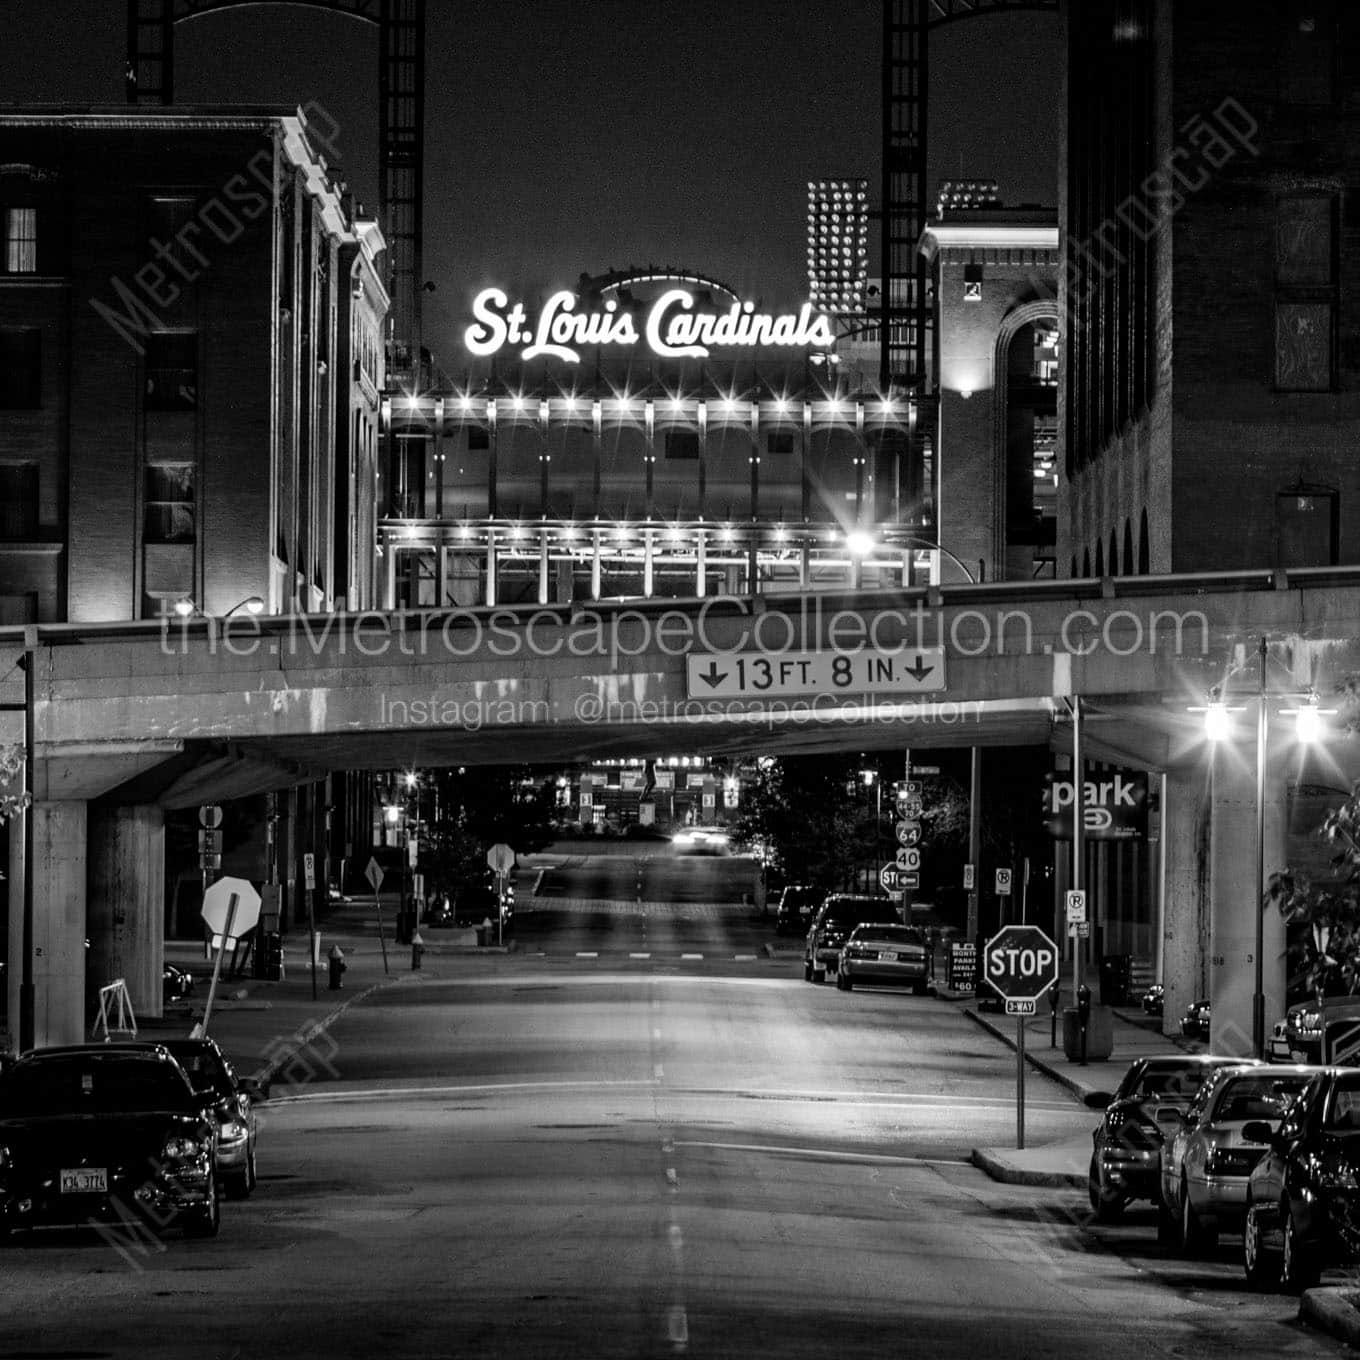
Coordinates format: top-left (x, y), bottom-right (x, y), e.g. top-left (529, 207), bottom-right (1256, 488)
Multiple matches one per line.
top-left (983, 924), bottom-right (1059, 1004)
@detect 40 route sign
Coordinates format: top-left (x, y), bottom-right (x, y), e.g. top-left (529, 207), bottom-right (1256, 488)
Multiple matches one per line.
top-left (982, 924), bottom-right (1059, 1004)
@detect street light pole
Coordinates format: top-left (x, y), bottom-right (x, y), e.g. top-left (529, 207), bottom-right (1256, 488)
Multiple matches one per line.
top-left (1254, 636), bottom-right (1268, 1060)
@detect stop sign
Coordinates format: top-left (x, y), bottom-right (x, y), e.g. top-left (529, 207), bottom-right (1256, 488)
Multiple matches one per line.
top-left (201, 875), bottom-right (262, 942)
top-left (983, 924), bottom-right (1059, 1002)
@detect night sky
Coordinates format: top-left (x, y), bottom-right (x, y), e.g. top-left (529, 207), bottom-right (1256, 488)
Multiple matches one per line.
top-left (2, 0), bottom-right (1058, 368)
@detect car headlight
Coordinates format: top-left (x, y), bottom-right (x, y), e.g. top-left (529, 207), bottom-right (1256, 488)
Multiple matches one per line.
top-left (0, 1144), bottom-right (10, 1170)
top-left (161, 1135), bottom-right (206, 1162)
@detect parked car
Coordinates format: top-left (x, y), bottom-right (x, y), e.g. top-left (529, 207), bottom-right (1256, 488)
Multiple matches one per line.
top-left (1242, 1066), bottom-right (1360, 1291)
top-left (1272, 996), bottom-right (1360, 1064)
top-left (835, 923), bottom-right (932, 994)
top-left (1180, 999), bottom-right (1211, 1040)
top-left (0, 1043), bottom-right (220, 1240)
top-left (162, 962), bottom-right (194, 1005)
top-left (144, 1037), bottom-right (261, 1199)
top-left (1086, 1053), bottom-right (1249, 1221)
top-left (803, 894), bottom-right (902, 983)
top-left (1158, 1063), bottom-right (1316, 1252)
top-left (1141, 983), bottom-right (1164, 1017)
top-left (775, 885), bottom-right (821, 937)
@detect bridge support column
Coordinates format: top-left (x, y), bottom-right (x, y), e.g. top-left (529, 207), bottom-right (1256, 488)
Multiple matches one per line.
top-left (1208, 753), bottom-right (1287, 1057)
top-left (1160, 765), bottom-right (1211, 1039)
top-left (87, 805), bottom-right (165, 1021)
top-left (8, 800), bottom-right (87, 1048)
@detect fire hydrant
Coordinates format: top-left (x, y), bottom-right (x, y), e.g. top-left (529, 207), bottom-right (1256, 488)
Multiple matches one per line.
top-left (328, 944), bottom-right (346, 991)
top-left (411, 931), bottom-right (425, 971)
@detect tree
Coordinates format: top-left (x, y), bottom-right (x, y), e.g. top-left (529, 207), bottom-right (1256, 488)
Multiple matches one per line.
top-left (0, 742), bottom-right (28, 824)
top-left (1266, 681), bottom-right (1360, 999)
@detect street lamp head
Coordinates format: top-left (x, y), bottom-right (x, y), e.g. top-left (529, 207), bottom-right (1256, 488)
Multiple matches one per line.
top-left (846, 529), bottom-right (876, 557)
top-left (384, 804), bottom-right (401, 825)
top-left (172, 597), bottom-right (195, 618)
top-left (1203, 701), bottom-right (1232, 741)
top-left (1295, 699), bottom-right (1324, 744)
top-left (403, 771), bottom-right (419, 790)
top-left (225, 595), bottom-right (265, 618)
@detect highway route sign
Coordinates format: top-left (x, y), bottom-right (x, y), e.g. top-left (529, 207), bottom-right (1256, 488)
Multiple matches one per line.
top-left (896, 821), bottom-right (921, 847)
top-left (982, 924), bottom-right (1060, 1003)
top-left (685, 647), bottom-right (945, 700)
top-left (895, 847), bottom-right (921, 872)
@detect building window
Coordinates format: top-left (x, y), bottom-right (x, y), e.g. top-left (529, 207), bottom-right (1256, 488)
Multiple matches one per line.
top-left (1275, 195), bottom-right (1336, 392)
top-left (0, 462), bottom-right (38, 540)
top-left (1277, 482), bottom-right (1337, 568)
top-left (3, 207), bottom-right (37, 273)
top-left (144, 331), bottom-right (198, 411)
top-left (665, 430), bottom-right (699, 460)
top-left (1279, 3), bottom-right (1336, 105)
top-left (147, 197), bottom-right (199, 278)
top-left (143, 463), bottom-right (196, 543)
top-left (0, 327), bottom-right (40, 408)
top-left (467, 425), bottom-right (490, 451)
top-left (766, 431), bottom-right (795, 455)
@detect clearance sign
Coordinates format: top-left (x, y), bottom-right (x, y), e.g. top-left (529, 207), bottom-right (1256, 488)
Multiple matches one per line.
top-left (1042, 771), bottom-right (1148, 841)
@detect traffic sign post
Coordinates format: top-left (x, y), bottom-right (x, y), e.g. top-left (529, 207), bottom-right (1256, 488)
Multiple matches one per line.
top-left (487, 845), bottom-right (516, 946)
top-left (366, 856), bottom-right (390, 974)
top-left (197, 876), bottom-right (262, 1039)
top-left (983, 924), bottom-right (1060, 1151)
top-left (303, 853), bottom-right (318, 1000)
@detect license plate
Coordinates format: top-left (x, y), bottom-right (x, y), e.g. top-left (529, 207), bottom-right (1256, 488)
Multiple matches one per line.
top-left (877, 951), bottom-right (897, 961)
top-left (60, 1168), bottom-right (108, 1194)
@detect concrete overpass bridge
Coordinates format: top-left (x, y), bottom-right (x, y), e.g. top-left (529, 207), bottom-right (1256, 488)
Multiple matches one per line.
top-left (5, 566), bottom-right (1360, 1051)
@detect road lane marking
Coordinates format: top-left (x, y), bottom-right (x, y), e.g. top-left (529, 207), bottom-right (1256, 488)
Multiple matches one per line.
top-left (733, 954), bottom-right (757, 961)
top-left (654, 1063), bottom-right (665, 1080)
top-left (575, 951), bottom-right (599, 958)
top-left (667, 1305), bottom-right (689, 1350)
top-left (631, 952), bottom-right (652, 959)
top-left (673, 1139), bottom-right (969, 1167)
top-left (681, 953), bottom-right (703, 959)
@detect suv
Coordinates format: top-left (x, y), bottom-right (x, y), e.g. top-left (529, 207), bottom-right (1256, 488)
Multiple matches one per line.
top-left (803, 894), bottom-right (902, 983)
top-left (775, 885), bottom-right (822, 936)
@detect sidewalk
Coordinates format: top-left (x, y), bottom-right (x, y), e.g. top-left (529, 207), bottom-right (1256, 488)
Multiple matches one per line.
top-left (149, 906), bottom-right (424, 1089)
top-left (955, 989), bottom-right (1198, 1188)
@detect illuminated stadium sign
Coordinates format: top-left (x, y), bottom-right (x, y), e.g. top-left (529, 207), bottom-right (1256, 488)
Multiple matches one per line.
top-left (464, 286), bottom-right (836, 364)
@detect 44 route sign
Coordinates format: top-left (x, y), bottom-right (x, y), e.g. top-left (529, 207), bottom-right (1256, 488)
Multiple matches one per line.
top-left (982, 924), bottom-right (1059, 1003)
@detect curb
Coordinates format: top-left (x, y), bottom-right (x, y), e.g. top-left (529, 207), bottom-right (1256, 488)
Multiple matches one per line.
top-left (963, 1007), bottom-right (1101, 1103)
top-left (249, 970), bottom-right (411, 1091)
top-left (1300, 1288), bottom-right (1360, 1348)
top-left (969, 1147), bottom-right (1087, 1189)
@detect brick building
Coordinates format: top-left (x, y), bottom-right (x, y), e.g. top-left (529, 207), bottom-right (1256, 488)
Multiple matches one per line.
top-left (1059, 0), bottom-right (1359, 577)
top-left (0, 105), bottom-right (387, 624)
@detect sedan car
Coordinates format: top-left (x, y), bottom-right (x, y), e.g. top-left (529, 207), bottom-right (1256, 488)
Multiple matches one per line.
top-left (1272, 996), bottom-right (1360, 1064)
top-left (1180, 999), bottom-right (1211, 1040)
top-left (1242, 1066), bottom-right (1360, 1291)
top-left (1141, 983), bottom-right (1164, 1017)
top-left (1159, 1063), bottom-right (1316, 1252)
top-left (835, 924), bottom-right (932, 994)
top-left (146, 1037), bottom-right (260, 1199)
top-left (0, 1043), bottom-right (219, 1241)
top-left (803, 894), bottom-right (902, 983)
top-left (775, 885), bottom-right (821, 937)
top-left (1087, 1053), bottom-right (1249, 1221)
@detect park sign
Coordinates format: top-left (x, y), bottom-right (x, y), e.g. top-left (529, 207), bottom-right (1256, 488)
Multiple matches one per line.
top-left (1042, 770), bottom-right (1148, 841)
top-left (464, 284), bottom-right (835, 365)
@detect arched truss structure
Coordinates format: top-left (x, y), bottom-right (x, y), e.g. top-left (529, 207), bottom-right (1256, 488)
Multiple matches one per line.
top-left (881, 0), bottom-right (1059, 394)
top-left (126, 0), bottom-right (424, 374)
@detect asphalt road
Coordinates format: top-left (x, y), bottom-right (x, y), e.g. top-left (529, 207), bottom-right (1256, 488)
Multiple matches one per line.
top-left (1, 898), bottom-right (1348, 1360)
top-left (531, 846), bottom-right (760, 905)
